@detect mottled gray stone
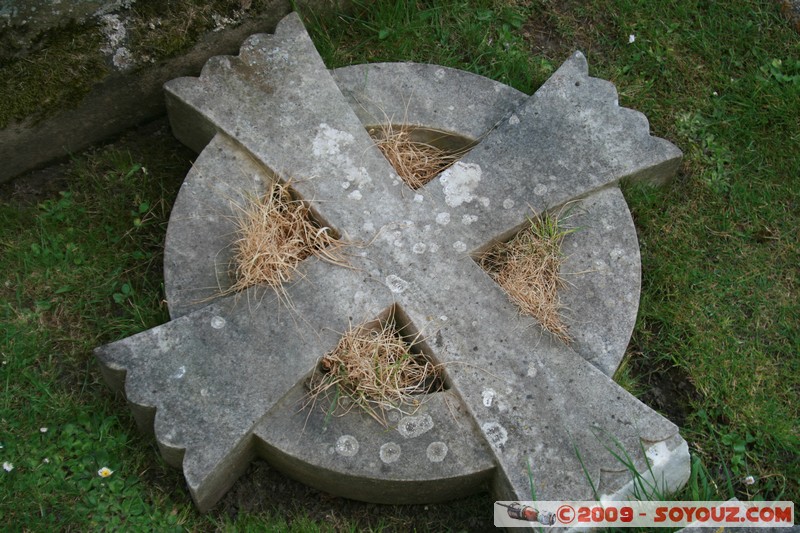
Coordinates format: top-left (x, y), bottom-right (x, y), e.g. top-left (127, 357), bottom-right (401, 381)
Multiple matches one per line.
top-left (163, 133), bottom-right (270, 319)
top-left (97, 12), bottom-right (689, 513)
top-left (558, 187), bottom-right (641, 376)
top-left (332, 62), bottom-right (527, 140)
top-left (254, 386), bottom-right (496, 504)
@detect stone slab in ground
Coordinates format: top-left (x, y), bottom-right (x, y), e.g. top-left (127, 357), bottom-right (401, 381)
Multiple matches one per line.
top-left (97, 12), bottom-right (689, 513)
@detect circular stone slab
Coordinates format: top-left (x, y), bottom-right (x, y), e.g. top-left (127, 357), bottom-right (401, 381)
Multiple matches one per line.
top-left (161, 63), bottom-right (643, 503)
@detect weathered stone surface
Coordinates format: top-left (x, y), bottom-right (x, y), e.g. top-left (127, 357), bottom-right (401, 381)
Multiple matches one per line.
top-left (558, 187), bottom-right (642, 376)
top-left (99, 259), bottom-right (391, 511)
top-left (254, 385), bottom-right (496, 504)
top-left (163, 132), bottom-right (269, 319)
top-left (97, 12), bottom-right (689, 513)
top-left (0, 1), bottom-right (344, 185)
top-left (332, 62), bottom-right (528, 139)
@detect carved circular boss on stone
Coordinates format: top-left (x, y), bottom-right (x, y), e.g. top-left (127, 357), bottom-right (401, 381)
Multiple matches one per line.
top-left (97, 13), bottom-right (688, 514)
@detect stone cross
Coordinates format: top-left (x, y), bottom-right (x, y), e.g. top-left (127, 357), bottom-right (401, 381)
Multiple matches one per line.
top-left (96, 13), bottom-right (689, 512)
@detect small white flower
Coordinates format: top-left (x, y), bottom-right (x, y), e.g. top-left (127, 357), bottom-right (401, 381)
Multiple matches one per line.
top-left (43, 458), bottom-right (50, 464)
top-left (628, 34), bottom-right (636, 44)
top-left (3, 462), bottom-right (13, 472)
top-left (743, 475), bottom-right (756, 486)
top-left (40, 427), bottom-right (48, 433)
top-left (98, 466), bottom-right (114, 478)
top-left (712, 91), bottom-right (718, 96)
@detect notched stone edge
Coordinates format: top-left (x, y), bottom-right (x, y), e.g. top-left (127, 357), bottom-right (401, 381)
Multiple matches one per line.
top-left (162, 12), bottom-right (305, 155)
top-left (95, 335), bottom-right (256, 513)
top-left (95, 342), bottom-right (156, 428)
top-left (554, 51), bottom-right (683, 186)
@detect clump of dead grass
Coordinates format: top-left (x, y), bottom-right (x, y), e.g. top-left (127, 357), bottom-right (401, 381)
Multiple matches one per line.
top-left (371, 125), bottom-right (469, 189)
top-left (223, 180), bottom-right (345, 295)
top-left (480, 210), bottom-right (575, 344)
top-left (306, 314), bottom-right (443, 426)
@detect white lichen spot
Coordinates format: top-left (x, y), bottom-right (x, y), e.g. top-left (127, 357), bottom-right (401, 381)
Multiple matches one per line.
top-left (496, 399), bottom-right (510, 414)
top-left (447, 105), bottom-right (455, 111)
top-left (426, 441), bottom-right (448, 463)
top-left (462, 214), bottom-right (478, 225)
top-left (429, 243), bottom-right (440, 253)
top-left (508, 114), bottom-right (520, 126)
top-left (348, 190), bottom-right (362, 201)
top-left (356, 167), bottom-right (372, 187)
top-left (533, 184), bottom-right (548, 196)
top-left (387, 410), bottom-right (401, 423)
top-left (385, 275), bottom-right (409, 294)
top-left (527, 362), bottom-right (538, 378)
top-left (503, 198), bottom-right (515, 210)
top-left (609, 248), bottom-right (625, 260)
top-left (435, 68), bottom-right (446, 80)
top-left (389, 173), bottom-right (402, 187)
top-left (413, 194), bottom-right (424, 203)
top-left (413, 243), bottom-right (427, 254)
top-left (362, 221), bottom-right (375, 233)
top-left (380, 442), bottom-right (401, 464)
top-left (453, 241), bottom-right (467, 253)
top-left (436, 212), bottom-right (451, 226)
top-left (266, 47), bottom-right (289, 63)
top-left (479, 197), bottom-right (491, 208)
top-left (112, 47), bottom-right (134, 70)
top-left (481, 422), bottom-right (508, 451)
top-left (99, 14), bottom-right (126, 52)
top-left (211, 316), bottom-right (226, 329)
top-left (439, 315), bottom-right (448, 322)
top-left (312, 124), bottom-right (354, 157)
top-left (341, 181), bottom-right (351, 189)
top-left (171, 366), bottom-right (186, 380)
top-left (335, 435), bottom-right (359, 457)
top-left (482, 388), bottom-right (496, 407)
top-left (397, 414), bottom-right (434, 439)
top-left (439, 162), bottom-right (482, 207)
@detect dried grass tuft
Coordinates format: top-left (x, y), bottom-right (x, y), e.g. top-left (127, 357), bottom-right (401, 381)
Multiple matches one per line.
top-left (481, 211), bottom-right (574, 344)
top-left (306, 314), bottom-right (443, 426)
top-left (371, 125), bottom-right (468, 189)
top-left (223, 180), bottom-right (345, 295)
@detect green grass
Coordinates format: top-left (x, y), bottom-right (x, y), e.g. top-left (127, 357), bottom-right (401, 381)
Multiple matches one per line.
top-left (2, 0), bottom-right (798, 530)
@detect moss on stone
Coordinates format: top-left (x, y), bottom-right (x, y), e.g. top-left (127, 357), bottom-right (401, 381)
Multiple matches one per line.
top-left (0, 0), bottom-right (276, 129)
top-left (0, 19), bottom-right (109, 128)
